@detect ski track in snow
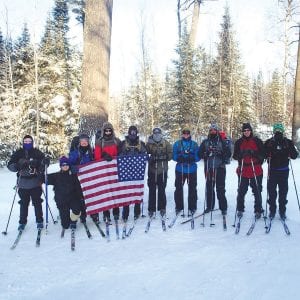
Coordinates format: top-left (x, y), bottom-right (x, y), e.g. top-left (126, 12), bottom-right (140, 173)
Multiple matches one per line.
top-left (0, 160), bottom-right (300, 300)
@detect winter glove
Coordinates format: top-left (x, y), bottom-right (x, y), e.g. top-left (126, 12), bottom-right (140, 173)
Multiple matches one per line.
top-left (102, 151), bottom-right (113, 161)
top-left (187, 156), bottom-right (195, 163)
top-left (18, 158), bottom-right (29, 169)
top-left (241, 149), bottom-right (254, 157)
top-left (29, 158), bottom-right (39, 168)
top-left (177, 156), bottom-right (185, 163)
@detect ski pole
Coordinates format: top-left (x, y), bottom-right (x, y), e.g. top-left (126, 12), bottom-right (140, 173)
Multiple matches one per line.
top-left (265, 156), bottom-right (271, 217)
top-left (45, 166), bottom-right (49, 231)
top-left (210, 156), bottom-right (216, 226)
top-left (2, 178), bottom-right (19, 235)
top-left (41, 189), bottom-right (57, 224)
top-left (202, 159), bottom-right (209, 226)
top-left (250, 158), bottom-right (267, 228)
top-left (289, 159), bottom-right (300, 211)
top-left (232, 158), bottom-right (244, 227)
top-left (181, 164), bottom-right (185, 217)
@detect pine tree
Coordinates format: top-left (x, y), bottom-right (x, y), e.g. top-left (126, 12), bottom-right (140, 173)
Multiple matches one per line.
top-left (167, 26), bottom-right (203, 139)
top-left (268, 69), bottom-right (284, 124)
top-left (213, 6), bottom-right (255, 138)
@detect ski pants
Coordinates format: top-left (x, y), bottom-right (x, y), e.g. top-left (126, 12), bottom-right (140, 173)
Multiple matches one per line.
top-left (57, 201), bottom-right (81, 230)
top-left (103, 207), bottom-right (120, 221)
top-left (174, 171), bottom-right (197, 212)
top-left (147, 171), bottom-right (167, 213)
top-left (205, 167), bottom-right (227, 212)
top-left (236, 175), bottom-right (263, 213)
top-left (122, 202), bottom-right (141, 220)
top-left (18, 186), bottom-right (43, 225)
top-left (267, 170), bottom-right (289, 215)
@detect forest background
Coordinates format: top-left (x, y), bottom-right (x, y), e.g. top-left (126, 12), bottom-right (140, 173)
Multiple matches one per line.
top-left (0, 0), bottom-right (299, 163)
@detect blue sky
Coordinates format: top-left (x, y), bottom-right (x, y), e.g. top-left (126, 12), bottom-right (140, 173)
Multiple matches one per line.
top-left (0, 0), bottom-right (290, 93)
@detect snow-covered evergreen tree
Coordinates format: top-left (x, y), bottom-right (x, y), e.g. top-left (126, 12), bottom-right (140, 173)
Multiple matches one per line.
top-left (213, 6), bottom-right (255, 139)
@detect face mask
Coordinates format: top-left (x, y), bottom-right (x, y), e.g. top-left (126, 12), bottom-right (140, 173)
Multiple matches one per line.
top-left (23, 142), bottom-right (33, 150)
top-left (274, 131), bottom-right (283, 141)
top-left (153, 133), bottom-right (162, 142)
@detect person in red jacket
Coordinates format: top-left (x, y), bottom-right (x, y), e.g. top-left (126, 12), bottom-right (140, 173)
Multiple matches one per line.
top-left (94, 122), bottom-right (121, 222)
top-left (233, 123), bottom-right (265, 218)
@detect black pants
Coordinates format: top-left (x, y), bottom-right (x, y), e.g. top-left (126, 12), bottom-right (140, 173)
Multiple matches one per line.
top-left (122, 203), bottom-right (141, 220)
top-left (174, 171), bottom-right (197, 212)
top-left (57, 201), bottom-right (81, 229)
top-left (103, 208), bottom-right (120, 221)
top-left (267, 170), bottom-right (289, 215)
top-left (148, 171), bottom-right (167, 213)
top-left (237, 175), bottom-right (263, 213)
top-left (18, 187), bottom-right (43, 225)
top-left (205, 167), bottom-right (227, 212)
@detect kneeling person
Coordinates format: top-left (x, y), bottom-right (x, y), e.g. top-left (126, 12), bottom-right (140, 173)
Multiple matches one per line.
top-left (47, 156), bottom-right (81, 229)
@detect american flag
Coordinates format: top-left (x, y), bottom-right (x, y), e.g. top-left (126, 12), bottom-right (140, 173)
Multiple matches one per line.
top-left (77, 154), bottom-right (148, 215)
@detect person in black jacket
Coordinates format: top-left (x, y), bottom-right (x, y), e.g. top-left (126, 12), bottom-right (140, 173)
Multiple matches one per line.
top-left (119, 126), bottom-right (147, 221)
top-left (264, 123), bottom-right (298, 219)
top-left (47, 156), bottom-right (82, 229)
top-left (198, 124), bottom-right (231, 215)
top-left (7, 135), bottom-right (46, 230)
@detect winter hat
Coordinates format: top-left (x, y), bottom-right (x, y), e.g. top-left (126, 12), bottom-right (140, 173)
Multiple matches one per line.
top-left (79, 133), bottom-right (90, 143)
top-left (23, 135), bottom-right (33, 142)
top-left (128, 125), bottom-right (138, 136)
top-left (152, 127), bottom-right (163, 142)
top-left (59, 156), bottom-right (70, 166)
top-left (152, 127), bottom-right (162, 134)
top-left (273, 123), bottom-right (284, 133)
top-left (182, 127), bottom-right (191, 134)
top-left (242, 123), bottom-right (252, 132)
top-left (102, 122), bottom-right (114, 137)
top-left (209, 123), bottom-right (219, 131)
top-left (102, 122), bottom-right (114, 131)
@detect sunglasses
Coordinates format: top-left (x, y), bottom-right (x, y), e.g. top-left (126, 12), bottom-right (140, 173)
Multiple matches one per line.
top-left (61, 163), bottom-right (69, 167)
top-left (243, 129), bottom-right (251, 132)
top-left (182, 131), bottom-right (190, 135)
top-left (104, 129), bottom-right (112, 133)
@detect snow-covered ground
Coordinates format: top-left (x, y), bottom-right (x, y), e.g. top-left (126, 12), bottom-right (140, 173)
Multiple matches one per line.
top-left (1, 160), bottom-right (300, 300)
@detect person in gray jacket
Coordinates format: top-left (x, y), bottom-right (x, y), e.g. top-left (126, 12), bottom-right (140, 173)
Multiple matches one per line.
top-left (7, 135), bottom-right (46, 230)
top-left (146, 128), bottom-right (172, 218)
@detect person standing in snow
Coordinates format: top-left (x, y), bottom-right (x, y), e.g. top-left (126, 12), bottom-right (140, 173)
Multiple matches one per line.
top-left (47, 156), bottom-right (82, 230)
top-left (94, 122), bottom-right (121, 222)
top-left (198, 124), bottom-right (231, 216)
top-left (264, 123), bottom-right (298, 219)
top-left (69, 133), bottom-right (96, 224)
top-left (7, 135), bottom-right (46, 230)
top-left (119, 125), bottom-right (147, 221)
top-left (173, 127), bottom-right (200, 216)
top-left (146, 127), bottom-right (172, 219)
top-left (232, 123), bottom-right (265, 219)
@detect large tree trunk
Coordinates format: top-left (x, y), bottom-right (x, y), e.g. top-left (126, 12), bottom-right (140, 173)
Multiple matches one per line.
top-left (80, 0), bottom-right (113, 134)
top-left (292, 28), bottom-right (300, 148)
top-left (189, 0), bottom-right (201, 47)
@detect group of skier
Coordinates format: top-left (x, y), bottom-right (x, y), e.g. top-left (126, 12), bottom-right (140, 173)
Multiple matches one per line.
top-left (6, 121), bottom-right (298, 238)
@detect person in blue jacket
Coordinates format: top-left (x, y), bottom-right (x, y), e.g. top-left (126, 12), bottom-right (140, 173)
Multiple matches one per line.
top-left (68, 133), bottom-right (96, 224)
top-left (173, 127), bottom-right (200, 216)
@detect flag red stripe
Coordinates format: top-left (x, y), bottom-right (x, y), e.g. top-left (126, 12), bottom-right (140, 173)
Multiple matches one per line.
top-left (83, 184), bottom-right (144, 199)
top-left (85, 192), bottom-right (144, 208)
top-left (81, 179), bottom-right (119, 192)
top-left (79, 171), bottom-right (117, 184)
